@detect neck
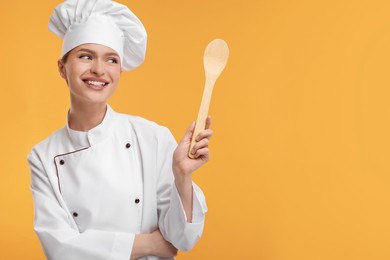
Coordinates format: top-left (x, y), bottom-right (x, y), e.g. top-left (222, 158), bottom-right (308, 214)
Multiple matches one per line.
top-left (68, 99), bottom-right (107, 132)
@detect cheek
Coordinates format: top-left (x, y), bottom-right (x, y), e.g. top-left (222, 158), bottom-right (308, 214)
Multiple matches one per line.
top-left (65, 63), bottom-right (78, 78)
top-left (64, 64), bottom-right (84, 86)
top-left (109, 68), bottom-right (122, 82)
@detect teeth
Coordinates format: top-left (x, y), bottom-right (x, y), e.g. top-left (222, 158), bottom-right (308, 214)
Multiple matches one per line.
top-left (86, 80), bottom-right (106, 86)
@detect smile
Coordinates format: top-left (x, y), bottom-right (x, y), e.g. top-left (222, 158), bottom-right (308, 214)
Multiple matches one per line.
top-left (84, 80), bottom-right (107, 87)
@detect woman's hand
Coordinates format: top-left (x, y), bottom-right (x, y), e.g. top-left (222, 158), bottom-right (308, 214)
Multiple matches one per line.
top-left (172, 117), bottom-right (213, 222)
top-left (173, 116), bottom-right (213, 178)
top-left (149, 230), bottom-right (178, 258)
top-left (130, 230), bottom-right (177, 260)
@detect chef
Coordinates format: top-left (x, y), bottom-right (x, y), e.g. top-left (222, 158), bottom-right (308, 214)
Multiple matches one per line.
top-left (27, 0), bottom-right (213, 259)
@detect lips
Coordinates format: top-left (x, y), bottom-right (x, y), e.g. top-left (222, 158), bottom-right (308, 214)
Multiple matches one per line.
top-left (82, 78), bottom-right (109, 89)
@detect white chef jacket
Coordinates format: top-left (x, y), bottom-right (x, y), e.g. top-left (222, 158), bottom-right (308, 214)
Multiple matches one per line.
top-left (27, 105), bottom-right (207, 260)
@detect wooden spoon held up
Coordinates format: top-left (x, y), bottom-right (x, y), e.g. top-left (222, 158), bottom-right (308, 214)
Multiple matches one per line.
top-left (189, 39), bottom-right (229, 158)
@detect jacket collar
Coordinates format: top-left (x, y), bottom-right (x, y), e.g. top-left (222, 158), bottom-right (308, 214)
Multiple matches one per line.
top-left (66, 104), bottom-right (116, 148)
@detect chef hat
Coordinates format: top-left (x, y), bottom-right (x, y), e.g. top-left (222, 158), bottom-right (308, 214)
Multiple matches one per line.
top-left (49, 0), bottom-right (147, 71)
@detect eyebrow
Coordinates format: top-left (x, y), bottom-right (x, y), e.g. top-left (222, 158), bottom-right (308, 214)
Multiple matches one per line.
top-left (77, 48), bottom-right (119, 57)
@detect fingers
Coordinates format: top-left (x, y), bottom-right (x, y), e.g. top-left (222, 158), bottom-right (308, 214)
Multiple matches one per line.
top-left (189, 121), bottom-right (196, 132)
top-left (191, 138), bottom-right (208, 155)
top-left (183, 116), bottom-right (211, 143)
top-left (190, 136), bottom-right (211, 160)
top-left (205, 116), bottom-right (212, 129)
top-left (181, 121), bottom-right (195, 143)
top-left (195, 128), bottom-right (213, 142)
top-left (196, 116), bottom-right (212, 141)
top-left (190, 117), bottom-right (213, 156)
top-left (191, 147), bottom-right (210, 161)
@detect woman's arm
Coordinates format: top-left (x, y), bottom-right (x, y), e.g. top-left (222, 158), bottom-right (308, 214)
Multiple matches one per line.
top-left (131, 230), bottom-right (177, 260)
top-left (155, 117), bottom-right (211, 252)
top-left (173, 116), bottom-right (213, 221)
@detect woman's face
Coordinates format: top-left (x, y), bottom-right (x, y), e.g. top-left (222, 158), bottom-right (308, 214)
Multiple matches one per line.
top-left (58, 43), bottom-right (122, 106)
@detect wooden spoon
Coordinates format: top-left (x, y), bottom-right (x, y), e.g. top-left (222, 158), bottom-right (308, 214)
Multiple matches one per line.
top-left (189, 39), bottom-right (229, 158)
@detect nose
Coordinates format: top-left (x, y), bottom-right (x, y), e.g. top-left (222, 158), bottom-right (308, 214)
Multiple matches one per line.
top-left (90, 59), bottom-right (105, 76)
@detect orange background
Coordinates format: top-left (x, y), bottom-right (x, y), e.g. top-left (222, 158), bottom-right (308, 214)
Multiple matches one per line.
top-left (1, 0), bottom-right (390, 259)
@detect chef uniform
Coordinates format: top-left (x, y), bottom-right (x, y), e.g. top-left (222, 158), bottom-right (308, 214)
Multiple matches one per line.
top-left (27, 1), bottom-right (207, 259)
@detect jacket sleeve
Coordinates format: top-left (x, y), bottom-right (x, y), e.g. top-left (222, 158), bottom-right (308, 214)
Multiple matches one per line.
top-left (28, 151), bottom-right (134, 260)
top-left (156, 127), bottom-right (208, 251)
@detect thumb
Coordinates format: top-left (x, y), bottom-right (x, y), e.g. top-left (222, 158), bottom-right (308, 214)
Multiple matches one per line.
top-left (181, 121), bottom-right (196, 144)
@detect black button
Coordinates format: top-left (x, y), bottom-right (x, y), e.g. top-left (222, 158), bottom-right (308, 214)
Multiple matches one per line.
top-left (60, 160), bottom-right (65, 165)
top-left (73, 212), bottom-right (78, 217)
top-left (126, 143), bottom-right (131, 149)
top-left (135, 198), bottom-right (140, 204)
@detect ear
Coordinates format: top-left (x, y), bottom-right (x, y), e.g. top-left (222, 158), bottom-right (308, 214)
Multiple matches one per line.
top-left (57, 59), bottom-right (67, 79)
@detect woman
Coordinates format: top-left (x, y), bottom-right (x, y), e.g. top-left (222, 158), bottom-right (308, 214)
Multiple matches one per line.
top-left (27, 0), bottom-right (212, 259)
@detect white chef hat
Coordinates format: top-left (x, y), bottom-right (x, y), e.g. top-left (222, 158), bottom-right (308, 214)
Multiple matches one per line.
top-left (49, 0), bottom-right (147, 71)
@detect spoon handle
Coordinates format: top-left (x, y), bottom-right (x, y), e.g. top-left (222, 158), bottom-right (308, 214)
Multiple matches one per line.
top-left (189, 77), bottom-right (216, 158)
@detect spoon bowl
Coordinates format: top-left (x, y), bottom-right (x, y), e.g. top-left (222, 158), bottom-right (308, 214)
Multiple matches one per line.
top-left (204, 39), bottom-right (229, 77)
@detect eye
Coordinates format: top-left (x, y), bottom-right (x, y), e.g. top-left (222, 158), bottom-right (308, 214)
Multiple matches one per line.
top-left (79, 54), bottom-right (92, 60)
top-left (107, 58), bottom-right (118, 64)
